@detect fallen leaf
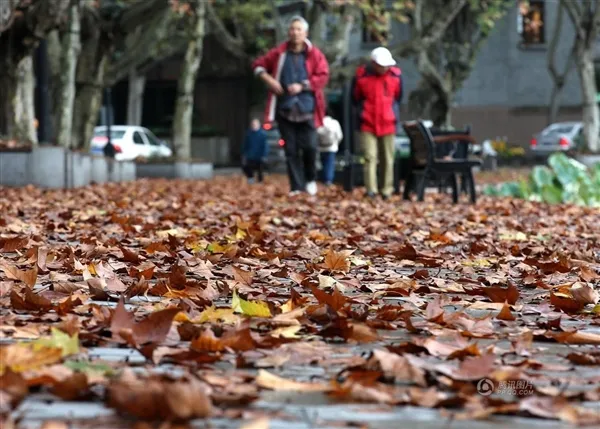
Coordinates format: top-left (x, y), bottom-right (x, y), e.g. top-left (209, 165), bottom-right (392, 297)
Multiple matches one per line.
top-left (255, 370), bottom-right (331, 392)
top-left (0, 370), bottom-right (28, 412)
top-left (50, 372), bottom-right (89, 400)
top-left (0, 236), bottom-right (29, 252)
top-left (10, 289), bottom-right (53, 313)
top-left (194, 306), bottom-right (240, 324)
top-left (580, 266), bottom-right (600, 282)
top-left (233, 266), bottom-right (253, 286)
top-left (1, 264), bottom-right (37, 288)
top-left (496, 302), bottom-right (516, 321)
top-left (310, 285), bottom-right (347, 311)
top-left (110, 299), bottom-right (179, 346)
top-left (240, 417), bottom-right (270, 429)
top-left (106, 369), bottom-right (212, 421)
top-left (323, 249), bottom-right (351, 273)
top-left (232, 289), bottom-right (272, 318)
top-left (482, 282), bottom-right (519, 305)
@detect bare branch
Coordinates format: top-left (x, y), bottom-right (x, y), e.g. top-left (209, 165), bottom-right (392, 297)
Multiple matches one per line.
top-left (548, 0), bottom-right (565, 81)
top-left (116, 0), bottom-right (168, 32)
top-left (392, 0), bottom-right (468, 57)
top-left (561, 0), bottom-right (583, 37)
top-left (105, 11), bottom-right (176, 85)
top-left (417, 50), bottom-right (450, 95)
top-left (329, 0), bottom-right (467, 84)
top-left (268, 0), bottom-right (285, 42)
top-left (320, 5), bottom-right (357, 66)
top-left (414, 0), bottom-right (424, 32)
top-left (206, 2), bottom-right (246, 59)
top-left (590, 0), bottom-right (600, 42)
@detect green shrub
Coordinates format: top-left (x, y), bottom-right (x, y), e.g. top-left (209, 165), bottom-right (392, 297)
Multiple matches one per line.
top-left (483, 153), bottom-right (600, 207)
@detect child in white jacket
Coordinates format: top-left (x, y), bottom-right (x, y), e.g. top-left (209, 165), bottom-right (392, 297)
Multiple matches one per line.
top-left (317, 114), bottom-right (343, 185)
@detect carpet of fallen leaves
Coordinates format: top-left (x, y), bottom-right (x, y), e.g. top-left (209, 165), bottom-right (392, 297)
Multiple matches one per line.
top-left (1, 175), bottom-right (600, 428)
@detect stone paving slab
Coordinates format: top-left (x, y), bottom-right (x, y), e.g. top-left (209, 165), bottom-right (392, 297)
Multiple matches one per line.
top-left (15, 392), bottom-right (577, 429)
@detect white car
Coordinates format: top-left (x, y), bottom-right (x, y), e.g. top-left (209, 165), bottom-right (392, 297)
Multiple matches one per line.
top-left (89, 126), bottom-right (173, 161)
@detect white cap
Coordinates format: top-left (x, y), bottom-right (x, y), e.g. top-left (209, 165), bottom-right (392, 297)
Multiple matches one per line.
top-left (370, 47), bottom-right (396, 67)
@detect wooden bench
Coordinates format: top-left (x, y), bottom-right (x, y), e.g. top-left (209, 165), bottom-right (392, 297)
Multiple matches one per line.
top-left (402, 120), bottom-right (482, 203)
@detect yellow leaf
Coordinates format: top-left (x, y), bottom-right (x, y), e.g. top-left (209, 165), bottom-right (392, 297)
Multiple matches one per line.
top-left (499, 231), bottom-right (528, 241)
top-left (462, 258), bottom-right (492, 268)
top-left (193, 306), bottom-right (240, 324)
top-left (187, 241), bottom-right (205, 254)
top-left (591, 304), bottom-right (600, 314)
top-left (280, 297), bottom-right (294, 313)
top-left (207, 242), bottom-right (227, 254)
top-left (348, 256), bottom-right (369, 267)
top-left (0, 343), bottom-right (63, 374)
top-left (88, 264), bottom-right (98, 276)
top-left (156, 228), bottom-right (187, 238)
top-left (318, 274), bottom-right (338, 288)
top-left (32, 328), bottom-right (80, 357)
top-left (269, 325), bottom-right (302, 339)
top-left (82, 266), bottom-right (93, 281)
top-left (235, 228), bottom-right (247, 240)
top-left (0, 328), bottom-right (79, 375)
top-left (174, 311), bottom-right (191, 323)
top-left (232, 289), bottom-right (271, 318)
top-left (255, 370), bottom-right (331, 392)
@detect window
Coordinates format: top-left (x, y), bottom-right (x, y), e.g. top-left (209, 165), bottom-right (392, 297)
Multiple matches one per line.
top-left (542, 124), bottom-right (577, 136)
top-left (518, 0), bottom-right (545, 45)
top-left (132, 131), bottom-right (145, 145)
top-left (361, 0), bottom-right (389, 44)
top-left (144, 129), bottom-right (162, 146)
top-left (93, 129), bottom-right (126, 140)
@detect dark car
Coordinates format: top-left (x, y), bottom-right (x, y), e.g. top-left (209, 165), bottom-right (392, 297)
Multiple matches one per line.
top-left (529, 122), bottom-right (585, 157)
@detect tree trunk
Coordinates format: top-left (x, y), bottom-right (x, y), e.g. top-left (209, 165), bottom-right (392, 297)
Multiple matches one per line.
top-left (561, 0), bottom-right (600, 153)
top-left (546, 1), bottom-right (575, 126)
top-left (172, 0), bottom-right (206, 160)
top-left (12, 54), bottom-right (38, 144)
top-left (47, 29), bottom-right (62, 134)
top-left (72, 35), bottom-right (108, 150)
top-left (577, 49), bottom-right (600, 152)
top-left (55, 0), bottom-right (81, 148)
top-left (126, 68), bottom-right (145, 125)
top-left (547, 82), bottom-right (565, 126)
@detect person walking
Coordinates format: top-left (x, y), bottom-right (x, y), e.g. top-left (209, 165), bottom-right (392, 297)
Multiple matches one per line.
top-left (352, 47), bottom-right (402, 200)
top-left (251, 15), bottom-right (329, 196)
top-left (317, 111), bottom-right (343, 186)
top-left (241, 118), bottom-right (268, 184)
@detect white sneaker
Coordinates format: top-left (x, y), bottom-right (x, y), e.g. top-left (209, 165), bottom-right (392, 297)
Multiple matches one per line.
top-left (289, 190), bottom-right (302, 197)
top-left (306, 181), bottom-right (317, 196)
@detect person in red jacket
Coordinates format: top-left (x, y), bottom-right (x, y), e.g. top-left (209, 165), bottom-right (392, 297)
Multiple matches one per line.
top-left (353, 47), bottom-right (402, 200)
top-left (252, 16), bottom-right (329, 196)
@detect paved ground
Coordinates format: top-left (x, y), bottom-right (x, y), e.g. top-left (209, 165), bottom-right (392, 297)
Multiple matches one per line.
top-left (1, 173), bottom-right (599, 429)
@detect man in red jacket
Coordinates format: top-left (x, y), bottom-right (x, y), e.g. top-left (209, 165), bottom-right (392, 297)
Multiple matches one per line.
top-left (252, 16), bottom-right (329, 196)
top-left (353, 47), bottom-right (402, 200)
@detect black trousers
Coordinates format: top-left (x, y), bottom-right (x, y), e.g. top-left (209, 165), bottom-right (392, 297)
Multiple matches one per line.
top-left (242, 160), bottom-right (264, 182)
top-left (277, 116), bottom-right (317, 192)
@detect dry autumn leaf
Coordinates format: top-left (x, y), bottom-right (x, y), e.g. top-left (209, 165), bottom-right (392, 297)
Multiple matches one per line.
top-left (106, 369), bottom-right (212, 421)
top-left (1, 264), bottom-right (37, 288)
top-left (110, 299), bottom-right (180, 346)
top-left (232, 289), bottom-right (272, 318)
top-left (323, 249), bottom-right (352, 273)
top-left (2, 170), bottom-right (600, 426)
top-left (255, 370), bottom-right (331, 392)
